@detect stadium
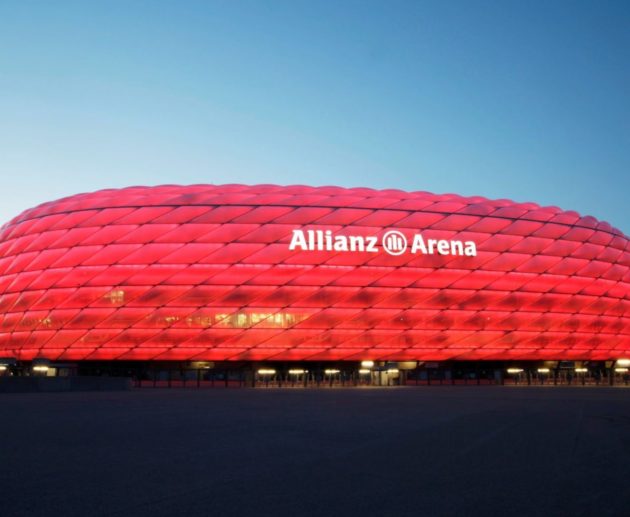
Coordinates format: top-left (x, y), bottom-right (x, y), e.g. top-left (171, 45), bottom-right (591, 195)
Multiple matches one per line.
top-left (0, 184), bottom-right (628, 386)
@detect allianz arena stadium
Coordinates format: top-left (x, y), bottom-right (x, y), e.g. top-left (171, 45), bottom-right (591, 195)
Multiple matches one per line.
top-left (0, 184), bottom-right (628, 386)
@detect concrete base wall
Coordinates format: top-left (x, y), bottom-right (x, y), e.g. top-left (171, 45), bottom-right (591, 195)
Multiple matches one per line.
top-left (0, 376), bottom-right (133, 393)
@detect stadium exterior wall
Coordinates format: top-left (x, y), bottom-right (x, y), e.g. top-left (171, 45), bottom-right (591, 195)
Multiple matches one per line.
top-left (0, 184), bottom-right (628, 366)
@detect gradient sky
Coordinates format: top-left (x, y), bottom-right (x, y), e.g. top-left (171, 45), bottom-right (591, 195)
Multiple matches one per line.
top-left (1, 0), bottom-right (628, 232)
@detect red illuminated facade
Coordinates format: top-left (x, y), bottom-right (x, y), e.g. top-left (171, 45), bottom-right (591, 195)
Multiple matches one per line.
top-left (0, 184), bottom-right (628, 363)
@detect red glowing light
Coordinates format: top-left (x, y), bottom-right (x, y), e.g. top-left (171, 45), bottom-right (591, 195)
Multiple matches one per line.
top-left (0, 184), bottom-right (628, 361)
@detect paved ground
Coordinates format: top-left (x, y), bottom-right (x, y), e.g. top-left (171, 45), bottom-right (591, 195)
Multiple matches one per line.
top-left (2, 387), bottom-right (630, 517)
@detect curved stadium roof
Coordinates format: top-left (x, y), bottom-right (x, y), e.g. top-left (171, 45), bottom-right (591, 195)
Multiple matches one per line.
top-left (0, 184), bottom-right (628, 362)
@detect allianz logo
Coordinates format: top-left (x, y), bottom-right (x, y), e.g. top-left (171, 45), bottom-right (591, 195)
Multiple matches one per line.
top-left (289, 229), bottom-right (477, 257)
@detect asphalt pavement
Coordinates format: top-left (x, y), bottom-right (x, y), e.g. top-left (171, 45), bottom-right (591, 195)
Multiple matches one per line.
top-left (1, 386), bottom-right (630, 517)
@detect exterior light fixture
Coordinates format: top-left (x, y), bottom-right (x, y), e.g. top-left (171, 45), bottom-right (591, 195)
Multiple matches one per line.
top-left (387, 368), bottom-right (399, 374)
top-left (507, 368), bottom-right (523, 374)
top-left (324, 369), bottom-right (340, 375)
top-left (575, 368), bottom-right (588, 373)
top-left (358, 369), bottom-right (371, 374)
top-left (33, 365), bottom-right (49, 373)
top-left (361, 360), bottom-right (374, 368)
top-left (537, 368), bottom-right (550, 373)
top-left (617, 359), bottom-right (630, 367)
top-left (257, 369), bottom-right (276, 375)
top-left (288, 369), bottom-right (305, 375)
top-left (615, 367), bottom-right (628, 373)
top-left (0, 365), bottom-right (7, 371)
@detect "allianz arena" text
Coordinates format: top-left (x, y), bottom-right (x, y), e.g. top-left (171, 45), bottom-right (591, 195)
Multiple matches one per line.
top-left (288, 229), bottom-right (477, 256)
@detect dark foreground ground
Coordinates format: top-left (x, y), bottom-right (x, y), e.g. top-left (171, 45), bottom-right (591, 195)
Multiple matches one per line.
top-left (2, 387), bottom-right (630, 517)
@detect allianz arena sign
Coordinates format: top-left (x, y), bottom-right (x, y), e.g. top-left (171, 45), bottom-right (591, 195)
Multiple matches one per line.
top-left (289, 229), bottom-right (478, 256)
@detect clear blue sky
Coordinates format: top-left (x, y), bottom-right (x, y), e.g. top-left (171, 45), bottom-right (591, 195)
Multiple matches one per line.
top-left (1, 0), bottom-right (628, 233)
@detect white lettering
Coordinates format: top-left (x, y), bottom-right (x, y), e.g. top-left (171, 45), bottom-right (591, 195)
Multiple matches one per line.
top-left (325, 230), bottom-right (333, 250)
top-left (464, 241), bottom-right (477, 256)
top-left (411, 234), bottom-right (428, 254)
top-left (315, 230), bottom-right (324, 250)
top-left (333, 236), bottom-right (349, 251)
top-left (290, 228), bottom-right (476, 257)
top-left (365, 236), bottom-right (378, 253)
top-left (349, 236), bottom-right (365, 252)
top-left (451, 241), bottom-right (463, 255)
top-left (437, 240), bottom-right (450, 254)
top-left (289, 230), bottom-right (308, 250)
